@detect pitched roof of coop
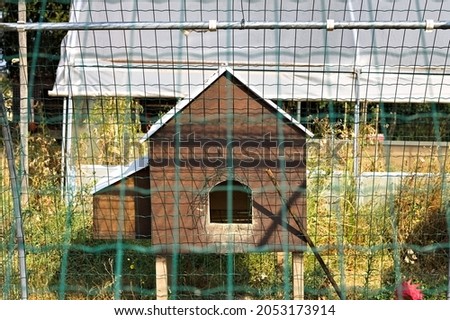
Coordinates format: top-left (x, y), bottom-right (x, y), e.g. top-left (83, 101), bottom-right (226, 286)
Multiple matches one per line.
top-left (138, 66), bottom-right (314, 143)
top-left (92, 156), bottom-right (149, 194)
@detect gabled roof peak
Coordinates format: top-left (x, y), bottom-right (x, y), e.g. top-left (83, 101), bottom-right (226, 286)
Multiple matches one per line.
top-left (139, 66), bottom-right (313, 143)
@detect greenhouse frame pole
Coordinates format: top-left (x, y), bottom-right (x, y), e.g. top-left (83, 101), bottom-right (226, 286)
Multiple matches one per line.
top-left (0, 84), bottom-right (28, 300)
top-left (0, 19), bottom-right (447, 31)
top-left (353, 69), bottom-right (361, 178)
top-left (18, 0), bottom-right (28, 207)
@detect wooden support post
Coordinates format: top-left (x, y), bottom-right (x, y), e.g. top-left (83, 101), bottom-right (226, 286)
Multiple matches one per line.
top-left (18, 0), bottom-right (29, 207)
top-left (276, 252), bottom-right (285, 266)
top-left (292, 252), bottom-right (304, 300)
top-left (156, 255), bottom-right (169, 300)
top-left (266, 168), bottom-right (343, 299)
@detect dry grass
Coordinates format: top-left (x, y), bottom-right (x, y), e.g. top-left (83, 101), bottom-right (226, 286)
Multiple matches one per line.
top-left (306, 120), bottom-right (449, 299)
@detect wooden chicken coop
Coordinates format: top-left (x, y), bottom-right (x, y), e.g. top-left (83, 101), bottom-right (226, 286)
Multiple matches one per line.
top-left (92, 67), bottom-right (313, 298)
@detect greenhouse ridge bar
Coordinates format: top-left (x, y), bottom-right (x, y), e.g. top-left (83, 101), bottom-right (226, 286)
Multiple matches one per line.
top-left (1, 19), bottom-right (450, 31)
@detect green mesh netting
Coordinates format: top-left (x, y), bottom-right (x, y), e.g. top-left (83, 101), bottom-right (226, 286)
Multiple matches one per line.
top-left (0, 0), bottom-right (449, 300)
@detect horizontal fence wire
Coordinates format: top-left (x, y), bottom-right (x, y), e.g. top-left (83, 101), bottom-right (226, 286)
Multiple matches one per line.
top-left (0, 0), bottom-right (449, 300)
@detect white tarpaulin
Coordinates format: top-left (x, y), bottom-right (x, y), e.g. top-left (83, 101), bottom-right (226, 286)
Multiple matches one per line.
top-left (50, 0), bottom-right (450, 102)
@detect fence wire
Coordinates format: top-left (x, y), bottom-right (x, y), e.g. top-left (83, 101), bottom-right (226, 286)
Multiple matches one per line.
top-left (0, 0), bottom-right (449, 300)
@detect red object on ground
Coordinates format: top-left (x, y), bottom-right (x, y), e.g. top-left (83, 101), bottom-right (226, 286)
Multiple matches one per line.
top-left (394, 280), bottom-right (424, 300)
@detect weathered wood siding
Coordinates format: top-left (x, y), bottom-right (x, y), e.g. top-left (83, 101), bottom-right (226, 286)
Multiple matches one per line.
top-left (93, 167), bottom-right (151, 239)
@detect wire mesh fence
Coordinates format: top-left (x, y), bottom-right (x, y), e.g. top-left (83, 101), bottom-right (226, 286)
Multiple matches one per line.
top-left (0, 0), bottom-right (449, 300)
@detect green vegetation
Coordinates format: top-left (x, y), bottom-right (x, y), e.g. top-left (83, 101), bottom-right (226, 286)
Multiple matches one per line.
top-left (76, 97), bottom-right (146, 165)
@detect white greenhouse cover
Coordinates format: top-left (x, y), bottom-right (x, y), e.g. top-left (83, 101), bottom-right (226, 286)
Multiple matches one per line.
top-left (50, 0), bottom-right (450, 103)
